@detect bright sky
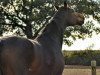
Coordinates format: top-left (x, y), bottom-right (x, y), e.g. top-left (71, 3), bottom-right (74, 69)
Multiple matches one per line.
top-left (62, 33), bottom-right (100, 50)
top-left (62, 16), bottom-right (100, 50)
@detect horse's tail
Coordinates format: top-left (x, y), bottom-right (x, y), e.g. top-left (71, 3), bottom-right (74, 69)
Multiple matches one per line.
top-left (0, 40), bottom-right (3, 75)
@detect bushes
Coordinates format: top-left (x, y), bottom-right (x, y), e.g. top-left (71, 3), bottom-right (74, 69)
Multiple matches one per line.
top-left (63, 50), bottom-right (100, 66)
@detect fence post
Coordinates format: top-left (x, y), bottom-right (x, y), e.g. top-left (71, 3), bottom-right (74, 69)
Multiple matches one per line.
top-left (91, 60), bottom-right (96, 75)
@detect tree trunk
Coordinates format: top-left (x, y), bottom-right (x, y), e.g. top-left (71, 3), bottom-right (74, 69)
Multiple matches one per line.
top-left (25, 24), bottom-right (33, 39)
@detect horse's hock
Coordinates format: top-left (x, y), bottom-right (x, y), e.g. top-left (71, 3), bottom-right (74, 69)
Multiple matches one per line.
top-left (0, 1), bottom-right (84, 75)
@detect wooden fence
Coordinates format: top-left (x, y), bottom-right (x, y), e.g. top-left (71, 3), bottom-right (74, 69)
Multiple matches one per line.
top-left (63, 66), bottom-right (100, 75)
top-left (63, 60), bottom-right (99, 75)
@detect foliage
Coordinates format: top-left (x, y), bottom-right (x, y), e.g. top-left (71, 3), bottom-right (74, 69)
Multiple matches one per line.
top-left (0, 0), bottom-right (100, 45)
top-left (63, 50), bottom-right (100, 66)
top-left (0, 0), bottom-right (55, 39)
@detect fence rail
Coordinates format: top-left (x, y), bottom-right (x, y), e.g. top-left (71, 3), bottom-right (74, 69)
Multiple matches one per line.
top-left (63, 60), bottom-right (99, 75)
top-left (65, 65), bottom-right (100, 69)
top-left (63, 65), bottom-right (100, 75)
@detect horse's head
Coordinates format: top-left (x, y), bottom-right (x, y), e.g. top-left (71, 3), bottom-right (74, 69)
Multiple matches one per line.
top-left (55, 1), bottom-right (84, 26)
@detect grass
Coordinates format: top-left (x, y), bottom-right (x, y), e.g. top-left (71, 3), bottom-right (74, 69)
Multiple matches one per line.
top-left (62, 65), bottom-right (100, 75)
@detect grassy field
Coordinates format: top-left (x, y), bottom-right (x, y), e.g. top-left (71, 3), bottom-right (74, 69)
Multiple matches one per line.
top-left (63, 65), bottom-right (100, 75)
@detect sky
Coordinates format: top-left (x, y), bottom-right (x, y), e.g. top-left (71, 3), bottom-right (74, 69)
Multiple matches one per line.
top-left (62, 16), bottom-right (100, 51)
top-left (62, 33), bottom-right (100, 50)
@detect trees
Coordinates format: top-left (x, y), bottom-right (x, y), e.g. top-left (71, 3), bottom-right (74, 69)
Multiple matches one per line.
top-left (0, 0), bottom-right (100, 45)
top-left (0, 0), bottom-right (54, 39)
top-left (63, 50), bottom-right (100, 66)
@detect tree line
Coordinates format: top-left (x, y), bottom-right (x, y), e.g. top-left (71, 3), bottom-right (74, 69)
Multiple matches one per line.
top-left (63, 50), bottom-right (100, 66)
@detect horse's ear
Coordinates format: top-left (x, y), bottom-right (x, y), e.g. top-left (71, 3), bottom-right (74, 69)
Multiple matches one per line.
top-left (55, 6), bottom-right (59, 10)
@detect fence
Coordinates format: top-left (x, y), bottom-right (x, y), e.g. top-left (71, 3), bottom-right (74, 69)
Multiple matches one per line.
top-left (63, 60), bottom-right (99, 75)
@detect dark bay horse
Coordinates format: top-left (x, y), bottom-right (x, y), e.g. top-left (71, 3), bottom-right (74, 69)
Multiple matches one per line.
top-left (0, 2), bottom-right (84, 75)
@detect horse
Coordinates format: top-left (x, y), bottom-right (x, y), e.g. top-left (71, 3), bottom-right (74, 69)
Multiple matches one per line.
top-left (0, 1), bottom-right (84, 75)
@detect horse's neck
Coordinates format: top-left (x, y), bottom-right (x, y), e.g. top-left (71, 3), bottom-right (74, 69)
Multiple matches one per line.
top-left (35, 14), bottom-right (66, 49)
